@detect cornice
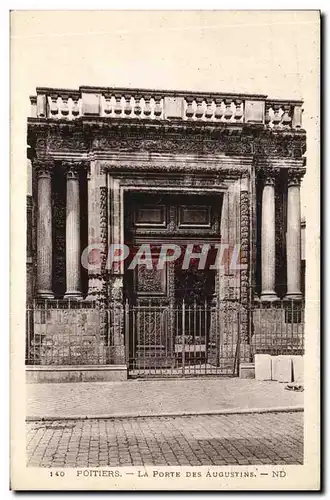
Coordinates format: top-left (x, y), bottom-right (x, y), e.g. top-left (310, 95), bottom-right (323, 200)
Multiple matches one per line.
top-left (27, 115), bottom-right (307, 161)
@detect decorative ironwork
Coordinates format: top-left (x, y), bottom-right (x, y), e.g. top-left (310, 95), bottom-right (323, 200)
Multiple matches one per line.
top-left (25, 300), bottom-right (304, 375)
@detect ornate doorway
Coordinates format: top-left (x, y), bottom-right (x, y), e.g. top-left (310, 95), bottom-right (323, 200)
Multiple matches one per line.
top-left (123, 192), bottom-right (236, 377)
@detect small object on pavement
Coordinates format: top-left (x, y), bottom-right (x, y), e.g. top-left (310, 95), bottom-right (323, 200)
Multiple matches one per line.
top-left (285, 383), bottom-right (304, 392)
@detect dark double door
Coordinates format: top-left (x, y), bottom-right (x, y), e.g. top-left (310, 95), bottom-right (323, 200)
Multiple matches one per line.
top-left (123, 192), bottom-right (221, 374)
top-left (125, 253), bottom-right (216, 374)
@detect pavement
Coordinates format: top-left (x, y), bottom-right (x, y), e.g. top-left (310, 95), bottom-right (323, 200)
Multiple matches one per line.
top-left (26, 412), bottom-right (304, 467)
top-left (26, 378), bottom-right (303, 420)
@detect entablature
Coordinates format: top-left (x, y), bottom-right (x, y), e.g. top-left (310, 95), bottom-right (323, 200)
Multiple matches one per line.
top-left (28, 115), bottom-right (306, 163)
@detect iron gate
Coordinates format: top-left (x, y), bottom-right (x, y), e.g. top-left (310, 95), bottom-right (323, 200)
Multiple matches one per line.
top-left (125, 301), bottom-right (241, 378)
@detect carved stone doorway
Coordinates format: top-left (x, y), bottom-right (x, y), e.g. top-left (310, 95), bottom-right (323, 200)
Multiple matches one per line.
top-left (124, 192), bottom-right (222, 376)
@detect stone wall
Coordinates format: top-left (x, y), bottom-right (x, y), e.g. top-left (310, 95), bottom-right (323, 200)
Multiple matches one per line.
top-left (251, 304), bottom-right (304, 356)
top-left (31, 306), bottom-right (108, 365)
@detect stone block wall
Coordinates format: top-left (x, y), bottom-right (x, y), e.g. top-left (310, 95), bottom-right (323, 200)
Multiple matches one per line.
top-left (251, 304), bottom-right (304, 356)
top-left (31, 306), bottom-right (108, 365)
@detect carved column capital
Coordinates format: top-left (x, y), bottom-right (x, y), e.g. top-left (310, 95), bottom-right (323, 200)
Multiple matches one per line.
top-left (258, 167), bottom-right (281, 186)
top-left (63, 161), bottom-right (82, 180)
top-left (34, 159), bottom-right (54, 178)
top-left (287, 168), bottom-right (306, 187)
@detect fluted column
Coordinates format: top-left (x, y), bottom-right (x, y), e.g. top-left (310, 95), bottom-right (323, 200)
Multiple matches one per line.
top-left (260, 170), bottom-right (278, 301)
top-left (64, 162), bottom-right (82, 299)
top-left (285, 169), bottom-right (304, 299)
top-left (36, 160), bottom-right (54, 298)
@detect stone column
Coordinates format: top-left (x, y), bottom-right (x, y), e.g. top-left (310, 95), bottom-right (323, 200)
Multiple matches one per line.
top-left (260, 171), bottom-right (278, 301)
top-left (64, 162), bottom-right (82, 299)
top-left (36, 160), bottom-right (54, 298)
top-left (285, 169), bottom-right (304, 299)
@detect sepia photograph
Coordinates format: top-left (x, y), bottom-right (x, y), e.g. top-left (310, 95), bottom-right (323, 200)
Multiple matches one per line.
top-left (10, 9), bottom-right (320, 490)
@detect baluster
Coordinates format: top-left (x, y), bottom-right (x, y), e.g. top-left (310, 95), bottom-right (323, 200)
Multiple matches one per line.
top-left (265, 102), bottom-right (272, 125)
top-left (292, 104), bottom-right (302, 129)
top-left (61, 96), bottom-right (69, 118)
top-left (281, 104), bottom-right (292, 127)
top-left (30, 96), bottom-right (37, 118)
top-left (195, 97), bottom-right (204, 119)
top-left (124, 95), bottom-right (132, 116)
top-left (272, 103), bottom-right (282, 126)
top-left (204, 98), bottom-right (213, 119)
top-left (234, 98), bottom-right (243, 120)
top-left (214, 97), bottom-right (223, 120)
top-left (49, 94), bottom-right (59, 117)
top-left (72, 97), bottom-right (80, 117)
top-left (114, 94), bottom-right (122, 115)
top-left (185, 96), bottom-right (194, 118)
top-left (134, 96), bottom-right (142, 116)
top-left (103, 94), bottom-right (112, 115)
top-left (143, 95), bottom-right (152, 117)
top-left (224, 98), bottom-right (233, 120)
top-left (153, 96), bottom-right (162, 118)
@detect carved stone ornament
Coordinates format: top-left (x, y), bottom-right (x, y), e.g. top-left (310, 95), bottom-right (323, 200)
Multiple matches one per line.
top-left (287, 168), bottom-right (306, 186)
top-left (100, 186), bottom-right (108, 273)
top-left (28, 114), bottom-right (306, 159)
top-left (258, 167), bottom-right (281, 186)
top-left (239, 189), bottom-right (250, 344)
top-left (34, 159), bottom-right (54, 178)
top-left (62, 161), bottom-right (85, 179)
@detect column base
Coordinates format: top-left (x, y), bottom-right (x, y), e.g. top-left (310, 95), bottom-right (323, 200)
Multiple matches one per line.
top-left (64, 292), bottom-right (83, 300)
top-left (284, 292), bottom-right (303, 301)
top-left (36, 291), bottom-right (54, 299)
top-left (260, 291), bottom-right (278, 302)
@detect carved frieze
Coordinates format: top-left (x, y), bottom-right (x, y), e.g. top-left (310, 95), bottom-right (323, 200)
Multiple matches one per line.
top-left (28, 118), bottom-right (306, 160)
top-left (239, 184), bottom-right (250, 342)
top-left (254, 131), bottom-right (306, 158)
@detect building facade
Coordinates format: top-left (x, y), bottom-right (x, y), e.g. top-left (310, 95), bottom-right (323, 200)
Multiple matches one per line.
top-left (26, 86), bottom-right (306, 381)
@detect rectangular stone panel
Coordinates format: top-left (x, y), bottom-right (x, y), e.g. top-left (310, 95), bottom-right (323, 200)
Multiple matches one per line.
top-left (292, 355), bottom-right (304, 383)
top-left (178, 205), bottom-right (211, 227)
top-left (82, 92), bottom-right (101, 115)
top-left (134, 205), bottom-right (167, 227)
top-left (272, 355), bottom-right (292, 383)
top-left (245, 100), bottom-right (265, 123)
top-left (164, 97), bottom-right (184, 119)
top-left (255, 353), bottom-right (272, 380)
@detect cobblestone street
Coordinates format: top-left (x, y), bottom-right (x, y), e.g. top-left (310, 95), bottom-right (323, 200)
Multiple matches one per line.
top-left (26, 412), bottom-right (303, 467)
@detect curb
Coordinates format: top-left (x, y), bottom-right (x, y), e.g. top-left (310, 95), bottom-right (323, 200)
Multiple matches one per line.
top-left (26, 405), bottom-right (304, 422)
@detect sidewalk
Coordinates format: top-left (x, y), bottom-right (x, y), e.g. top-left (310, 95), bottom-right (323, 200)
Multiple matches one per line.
top-left (26, 378), bottom-right (303, 420)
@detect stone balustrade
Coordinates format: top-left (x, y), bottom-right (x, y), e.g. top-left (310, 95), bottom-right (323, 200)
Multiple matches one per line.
top-left (30, 86), bottom-right (303, 129)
